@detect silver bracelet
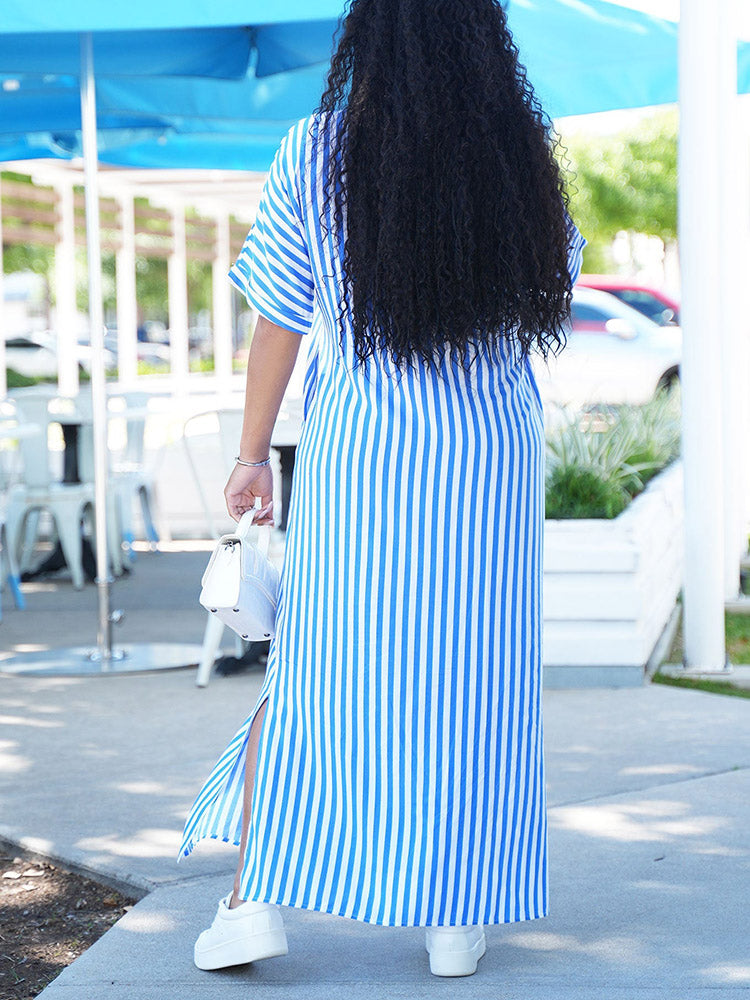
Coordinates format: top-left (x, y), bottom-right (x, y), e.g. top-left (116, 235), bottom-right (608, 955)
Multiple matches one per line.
top-left (235, 455), bottom-right (271, 467)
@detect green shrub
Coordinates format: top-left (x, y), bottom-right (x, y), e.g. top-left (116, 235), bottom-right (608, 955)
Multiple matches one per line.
top-left (545, 465), bottom-right (631, 519)
top-left (545, 385), bottom-right (681, 519)
top-left (6, 368), bottom-right (40, 388)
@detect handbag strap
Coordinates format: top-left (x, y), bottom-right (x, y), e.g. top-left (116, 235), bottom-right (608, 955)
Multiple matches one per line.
top-left (235, 506), bottom-right (271, 557)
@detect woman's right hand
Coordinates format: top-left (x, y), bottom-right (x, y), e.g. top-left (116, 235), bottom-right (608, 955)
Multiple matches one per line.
top-left (224, 462), bottom-right (275, 525)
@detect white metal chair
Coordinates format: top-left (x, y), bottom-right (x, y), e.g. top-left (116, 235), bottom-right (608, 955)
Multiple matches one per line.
top-left (55, 392), bottom-right (125, 578)
top-left (102, 392), bottom-right (163, 565)
top-left (4, 392), bottom-right (96, 590)
top-left (0, 416), bottom-right (33, 619)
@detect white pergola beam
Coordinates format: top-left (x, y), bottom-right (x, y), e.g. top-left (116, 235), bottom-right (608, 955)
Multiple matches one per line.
top-left (2, 160), bottom-right (261, 220)
top-left (212, 209), bottom-right (234, 390)
top-left (167, 203), bottom-right (190, 390)
top-left (115, 193), bottom-right (138, 385)
top-left (54, 181), bottom-right (79, 397)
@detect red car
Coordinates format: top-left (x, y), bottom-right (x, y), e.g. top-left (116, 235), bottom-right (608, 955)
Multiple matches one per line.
top-left (577, 275), bottom-right (680, 327)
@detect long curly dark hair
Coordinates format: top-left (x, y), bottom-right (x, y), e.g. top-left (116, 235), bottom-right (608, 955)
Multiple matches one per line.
top-left (314, 0), bottom-right (576, 375)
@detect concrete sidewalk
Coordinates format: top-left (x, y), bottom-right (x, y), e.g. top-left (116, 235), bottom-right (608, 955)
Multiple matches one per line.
top-left (0, 552), bottom-right (748, 998)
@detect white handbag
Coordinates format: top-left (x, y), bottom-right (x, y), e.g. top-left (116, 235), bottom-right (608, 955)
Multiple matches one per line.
top-left (199, 508), bottom-right (280, 641)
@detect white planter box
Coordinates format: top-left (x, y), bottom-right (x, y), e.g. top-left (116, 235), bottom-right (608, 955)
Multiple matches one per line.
top-left (543, 458), bottom-right (683, 687)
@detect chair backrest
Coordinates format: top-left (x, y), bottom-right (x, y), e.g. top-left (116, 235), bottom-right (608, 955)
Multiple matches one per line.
top-left (216, 409), bottom-right (245, 477)
top-left (182, 407), bottom-right (281, 538)
top-left (114, 391), bottom-right (152, 466)
top-left (7, 393), bottom-right (53, 490)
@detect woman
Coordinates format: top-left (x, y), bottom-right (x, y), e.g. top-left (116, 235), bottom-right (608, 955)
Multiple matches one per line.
top-left (178, 0), bottom-right (586, 979)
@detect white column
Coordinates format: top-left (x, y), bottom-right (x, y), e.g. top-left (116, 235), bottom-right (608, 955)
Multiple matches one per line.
top-left (167, 204), bottom-right (190, 389)
top-left (718, 0), bottom-right (748, 599)
top-left (115, 194), bottom-right (138, 386)
top-left (0, 177), bottom-right (6, 399)
top-left (739, 99), bottom-right (750, 561)
top-left (678, 0), bottom-right (729, 671)
top-left (54, 182), bottom-right (79, 397)
top-left (212, 210), bottom-right (234, 391)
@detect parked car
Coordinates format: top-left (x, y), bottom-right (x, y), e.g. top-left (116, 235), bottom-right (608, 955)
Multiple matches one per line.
top-left (529, 286), bottom-right (681, 410)
top-left (3, 331), bottom-right (116, 379)
top-left (97, 329), bottom-right (171, 368)
top-left (577, 274), bottom-right (680, 326)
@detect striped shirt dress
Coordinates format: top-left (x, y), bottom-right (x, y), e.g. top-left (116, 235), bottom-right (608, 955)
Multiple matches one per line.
top-left (178, 112), bottom-right (587, 927)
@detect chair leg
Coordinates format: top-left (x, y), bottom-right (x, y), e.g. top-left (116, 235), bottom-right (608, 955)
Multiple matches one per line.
top-left (19, 508), bottom-right (42, 572)
top-left (196, 612), bottom-right (225, 688)
top-left (116, 482), bottom-right (137, 566)
top-left (1, 522), bottom-right (26, 610)
top-left (139, 483), bottom-right (161, 546)
top-left (4, 503), bottom-right (26, 569)
top-left (55, 504), bottom-right (86, 590)
top-left (106, 494), bottom-right (124, 577)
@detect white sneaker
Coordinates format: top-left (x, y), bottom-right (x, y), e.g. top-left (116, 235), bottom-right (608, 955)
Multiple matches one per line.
top-left (194, 893), bottom-right (289, 971)
top-left (425, 924), bottom-right (487, 977)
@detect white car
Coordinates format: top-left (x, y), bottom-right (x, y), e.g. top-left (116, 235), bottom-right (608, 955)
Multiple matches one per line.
top-left (3, 332), bottom-right (59, 379)
top-left (3, 330), bottom-right (117, 380)
top-left (529, 286), bottom-right (681, 411)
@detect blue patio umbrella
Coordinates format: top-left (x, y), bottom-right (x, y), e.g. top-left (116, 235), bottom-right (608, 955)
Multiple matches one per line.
top-left (0, 4), bottom-right (346, 671)
top-left (2, 6), bottom-right (750, 174)
top-left (0, 2), bottom-right (343, 77)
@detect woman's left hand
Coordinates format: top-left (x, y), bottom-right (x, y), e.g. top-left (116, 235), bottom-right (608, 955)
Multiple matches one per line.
top-left (224, 463), bottom-right (275, 525)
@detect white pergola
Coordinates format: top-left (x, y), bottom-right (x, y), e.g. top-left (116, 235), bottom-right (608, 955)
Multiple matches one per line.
top-left (0, 160), bottom-right (267, 397)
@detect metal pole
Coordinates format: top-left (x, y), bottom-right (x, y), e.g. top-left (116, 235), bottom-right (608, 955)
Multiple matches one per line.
top-left (80, 32), bottom-right (116, 663)
top-left (678, 0), bottom-right (730, 672)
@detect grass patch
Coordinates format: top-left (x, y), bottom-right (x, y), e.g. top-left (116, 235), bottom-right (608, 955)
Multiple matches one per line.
top-left (6, 368), bottom-right (42, 389)
top-left (653, 606), bottom-right (750, 698)
top-left (652, 670), bottom-right (750, 699)
top-left (667, 609), bottom-right (750, 665)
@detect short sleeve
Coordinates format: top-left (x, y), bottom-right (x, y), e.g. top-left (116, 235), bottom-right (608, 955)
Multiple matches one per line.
top-left (565, 213), bottom-right (587, 287)
top-left (229, 122), bottom-right (315, 335)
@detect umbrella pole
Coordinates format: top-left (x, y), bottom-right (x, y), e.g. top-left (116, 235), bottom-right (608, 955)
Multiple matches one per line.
top-left (80, 32), bottom-right (116, 665)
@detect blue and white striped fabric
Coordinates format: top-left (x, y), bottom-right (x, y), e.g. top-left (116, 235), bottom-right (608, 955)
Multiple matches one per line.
top-left (178, 112), bottom-right (587, 927)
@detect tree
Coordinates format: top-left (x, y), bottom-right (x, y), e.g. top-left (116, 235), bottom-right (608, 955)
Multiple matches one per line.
top-left (558, 109), bottom-right (678, 273)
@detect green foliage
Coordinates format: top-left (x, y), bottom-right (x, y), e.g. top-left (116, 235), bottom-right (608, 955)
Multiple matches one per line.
top-left (559, 109), bottom-right (678, 272)
top-left (613, 385), bottom-right (682, 492)
top-left (545, 464), bottom-right (630, 519)
top-left (2, 172), bottom-right (55, 285)
top-left (545, 385), bottom-right (682, 519)
top-left (137, 359), bottom-right (170, 376)
top-left (6, 368), bottom-right (40, 388)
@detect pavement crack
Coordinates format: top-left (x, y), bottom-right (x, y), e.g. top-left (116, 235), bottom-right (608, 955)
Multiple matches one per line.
top-left (549, 762), bottom-right (750, 809)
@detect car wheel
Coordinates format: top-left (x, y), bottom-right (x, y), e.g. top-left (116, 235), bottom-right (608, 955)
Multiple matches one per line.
top-left (656, 371), bottom-right (680, 398)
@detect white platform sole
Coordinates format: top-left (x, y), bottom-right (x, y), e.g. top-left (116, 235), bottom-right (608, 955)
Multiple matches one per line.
top-left (194, 927), bottom-right (289, 971)
top-left (426, 930), bottom-right (487, 977)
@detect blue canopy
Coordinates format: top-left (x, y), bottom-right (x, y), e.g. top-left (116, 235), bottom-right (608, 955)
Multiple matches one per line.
top-left (1, 0), bottom-right (749, 170)
top-left (0, 3), bottom-right (343, 79)
top-left (0, 1), bottom-right (342, 31)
